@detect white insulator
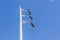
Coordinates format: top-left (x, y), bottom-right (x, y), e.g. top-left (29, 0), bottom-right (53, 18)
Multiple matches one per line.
top-left (22, 21), bottom-right (29, 23)
top-left (22, 14), bottom-right (28, 16)
top-left (22, 9), bottom-right (25, 11)
top-left (22, 15), bottom-right (26, 16)
top-left (22, 21), bottom-right (27, 23)
top-left (22, 20), bottom-right (32, 24)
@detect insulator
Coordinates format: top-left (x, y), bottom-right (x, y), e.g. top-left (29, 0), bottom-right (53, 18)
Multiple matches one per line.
top-left (26, 9), bottom-right (31, 15)
top-left (30, 23), bottom-right (35, 27)
top-left (29, 15), bottom-right (33, 20)
top-left (22, 20), bottom-right (32, 24)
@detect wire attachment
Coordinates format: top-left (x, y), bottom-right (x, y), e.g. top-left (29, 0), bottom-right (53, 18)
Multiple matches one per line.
top-left (21, 8), bottom-right (35, 27)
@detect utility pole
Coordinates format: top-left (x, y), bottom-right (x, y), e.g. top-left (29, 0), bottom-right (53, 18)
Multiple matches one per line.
top-left (20, 6), bottom-right (35, 40)
top-left (20, 6), bottom-right (23, 40)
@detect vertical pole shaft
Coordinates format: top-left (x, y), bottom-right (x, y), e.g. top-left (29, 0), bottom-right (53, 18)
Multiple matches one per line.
top-left (20, 7), bottom-right (23, 40)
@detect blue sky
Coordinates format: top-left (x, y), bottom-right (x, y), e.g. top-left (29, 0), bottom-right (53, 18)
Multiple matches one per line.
top-left (0, 0), bottom-right (60, 40)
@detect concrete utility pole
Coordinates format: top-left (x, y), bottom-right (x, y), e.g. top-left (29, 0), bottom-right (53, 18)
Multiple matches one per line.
top-left (20, 6), bottom-right (35, 40)
top-left (20, 6), bottom-right (23, 40)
